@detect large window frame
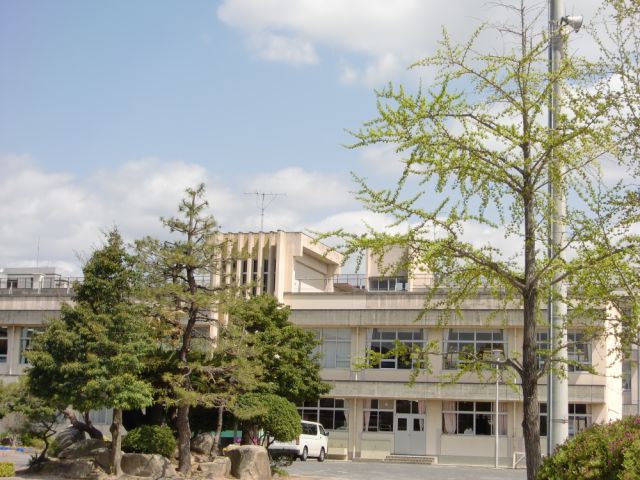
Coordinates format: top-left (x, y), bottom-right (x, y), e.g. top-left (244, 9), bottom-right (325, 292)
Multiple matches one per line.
top-left (442, 401), bottom-right (507, 436)
top-left (19, 327), bottom-right (43, 364)
top-left (299, 398), bottom-right (348, 431)
top-left (367, 328), bottom-right (425, 369)
top-left (368, 277), bottom-right (408, 292)
top-left (540, 403), bottom-right (592, 437)
top-left (314, 328), bottom-right (351, 368)
top-left (443, 329), bottom-right (506, 370)
top-left (0, 328), bottom-right (7, 363)
top-left (537, 330), bottom-right (591, 372)
top-left (363, 399), bottom-right (395, 432)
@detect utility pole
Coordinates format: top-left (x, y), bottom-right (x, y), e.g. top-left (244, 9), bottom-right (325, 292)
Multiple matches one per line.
top-left (244, 192), bottom-right (285, 231)
top-left (548, 0), bottom-right (582, 452)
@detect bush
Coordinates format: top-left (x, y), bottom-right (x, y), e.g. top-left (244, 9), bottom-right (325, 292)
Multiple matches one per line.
top-left (538, 416), bottom-right (640, 480)
top-left (47, 439), bottom-right (62, 458)
top-left (122, 425), bottom-right (176, 459)
top-left (0, 462), bottom-right (15, 477)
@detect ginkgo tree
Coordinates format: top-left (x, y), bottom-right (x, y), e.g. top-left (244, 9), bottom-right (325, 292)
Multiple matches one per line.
top-left (322, 3), bottom-right (639, 479)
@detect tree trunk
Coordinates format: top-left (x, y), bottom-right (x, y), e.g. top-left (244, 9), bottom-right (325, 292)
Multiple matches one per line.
top-left (176, 405), bottom-right (191, 473)
top-left (211, 405), bottom-right (225, 457)
top-left (109, 408), bottom-right (123, 477)
top-left (63, 408), bottom-right (104, 439)
top-left (522, 291), bottom-right (541, 480)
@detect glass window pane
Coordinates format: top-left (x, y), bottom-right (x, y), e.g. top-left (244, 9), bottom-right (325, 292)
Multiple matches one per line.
top-left (398, 418), bottom-right (407, 431)
top-left (379, 412), bottom-right (394, 432)
top-left (414, 418), bottom-right (423, 431)
top-left (396, 400), bottom-right (411, 413)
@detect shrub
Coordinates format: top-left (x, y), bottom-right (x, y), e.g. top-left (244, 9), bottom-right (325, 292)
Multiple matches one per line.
top-left (538, 416), bottom-right (640, 480)
top-left (122, 425), bottom-right (176, 459)
top-left (47, 439), bottom-right (62, 458)
top-left (0, 462), bottom-right (15, 477)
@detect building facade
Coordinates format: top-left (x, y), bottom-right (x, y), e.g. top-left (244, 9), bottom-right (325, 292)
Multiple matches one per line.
top-left (1, 231), bottom-right (636, 465)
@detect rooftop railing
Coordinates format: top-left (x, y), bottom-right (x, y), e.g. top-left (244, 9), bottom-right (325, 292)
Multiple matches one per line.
top-left (0, 275), bottom-right (83, 294)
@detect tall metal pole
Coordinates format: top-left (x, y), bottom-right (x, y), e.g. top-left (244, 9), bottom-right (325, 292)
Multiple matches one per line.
top-left (549, 0), bottom-right (569, 450)
top-left (495, 362), bottom-right (499, 468)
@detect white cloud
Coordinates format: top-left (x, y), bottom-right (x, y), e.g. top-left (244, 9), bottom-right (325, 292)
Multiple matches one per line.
top-left (0, 157), bottom-right (362, 275)
top-left (218, 0), bottom-right (604, 86)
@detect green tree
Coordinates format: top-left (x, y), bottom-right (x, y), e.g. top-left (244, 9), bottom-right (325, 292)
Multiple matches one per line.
top-left (230, 392), bottom-right (302, 449)
top-left (228, 295), bottom-right (330, 404)
top-left (135, 184), bottom-right (235, 473)
top-left (323, 4), bottom-right (637, 479)
top-left (0, 380), bottom-right (59, 464)
top-left (27, 229), bottom-right (155, 476)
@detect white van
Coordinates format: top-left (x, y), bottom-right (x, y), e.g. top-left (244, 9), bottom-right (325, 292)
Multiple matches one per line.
top-left (268, 420), bottom-right (329, 461)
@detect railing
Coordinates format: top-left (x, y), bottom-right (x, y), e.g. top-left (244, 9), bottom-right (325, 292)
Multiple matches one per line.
top-left (292, 274), bottom-right (438, 294)
top-left (0, 275), bottom-right (83, 294)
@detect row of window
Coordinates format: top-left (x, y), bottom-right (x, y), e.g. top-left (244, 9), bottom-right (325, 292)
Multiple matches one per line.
top-left (312, 328), bottom-right (593, 372)
top-left (0, 327), bottom-right (41, 364)
top-left (300, 398), bottom-right (592, 437)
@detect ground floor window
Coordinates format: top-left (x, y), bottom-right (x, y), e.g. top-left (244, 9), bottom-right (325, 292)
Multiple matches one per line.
top-left (299, 398), bottom-right (348, 431)
top-left (442, 401), bottom-right (507, 435)
top-left (363, 399), bottom-right (395, 432)
top-left (539, 403), bottom-right (592, 437)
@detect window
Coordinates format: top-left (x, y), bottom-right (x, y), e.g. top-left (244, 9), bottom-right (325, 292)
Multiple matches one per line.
top-left (20, 327), bottom-right (42, 364)
top-left (6, 278), bottom-right (18, 289)
top-left (368, 329), bottom-right (425, 369)
top-left (539, 403), bottom-right (591, 437)
top-left (622, 355), bottom-right (632, 392)
top-left (369, 277), bottom-right (407, 292)
top-left (0, 328), bottom-right (7, 363)
top-left (537, 331), bottom-right (591, 372)
top-left (443, 330), bottom-right (506, 369)
top-left (299, 398), bottom-right (348, 431)
top-left (363, 399), bottom-right (394, 432)
top-left (89, 408), bottom-right (113, 425)
top-left (567, 332), bottom-right (591, 372)
top-left (536, 331), bottom-right (550, 370)
top-left (314, 328), bottom-right (351, 368)
top-left (442, 401), bottom-right (507, 435)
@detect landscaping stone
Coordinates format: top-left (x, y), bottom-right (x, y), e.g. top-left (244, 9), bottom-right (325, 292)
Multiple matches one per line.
top-left (59, 438), bottom-right (109, 459)
top-left (196, 456), bottom-right (231, 477)
top-left (55, 427), bottom-right (87, 452)
top-left (225, 445), bottom-right (271, 480)
top-left (120, 453), bottom-right (177, 479)
top-left (191, 432), bottom-right (214, 455)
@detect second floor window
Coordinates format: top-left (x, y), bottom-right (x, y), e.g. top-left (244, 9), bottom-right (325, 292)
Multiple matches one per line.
top-left (367, 328), bottom-right (424, 369)
top-left (537, 330), bottom-right (591, 372)
top-left (314, 328), bottom-right (351, 368)
top-left (20, 327), bottom-right (42, 364)
top-left (443, 329), bottom-right (506, 369)
top-left (0, 328), bottom-right (7, 363)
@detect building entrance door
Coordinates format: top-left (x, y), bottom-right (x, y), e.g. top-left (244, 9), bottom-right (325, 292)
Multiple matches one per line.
top-left (394, 414), bottom-right (426, 455)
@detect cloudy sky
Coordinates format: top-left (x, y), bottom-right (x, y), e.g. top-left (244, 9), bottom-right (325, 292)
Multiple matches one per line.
top-left (0, 0), bottom-right (604, 275)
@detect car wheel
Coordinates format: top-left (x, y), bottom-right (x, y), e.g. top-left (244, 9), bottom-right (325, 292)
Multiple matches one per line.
top-left (317, 447), bottom-right (326, 462)
top-left (300, 446), bottom-right (308, 461)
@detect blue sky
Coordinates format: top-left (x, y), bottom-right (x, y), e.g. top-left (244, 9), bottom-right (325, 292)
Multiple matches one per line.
top-left (0, 0), bottom-right (602, 274)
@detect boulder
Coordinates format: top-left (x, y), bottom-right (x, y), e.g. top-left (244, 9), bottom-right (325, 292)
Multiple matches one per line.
top-left (35, 458), bottom-right (105, 480)
top-left (59, 438), bottom-right (109, 460)
top-left (191, 432), bottom-right (214, 455)
top-left (196, 457), bottom-right (231, 478)
top-left (55, 426), bottom-right (87, 452)
top-left (225, 445), bottom-right (271, 480)
top-left (93, 447), bottom-right (112, 472)
top-left (121, 453), bottom-right (177, 479)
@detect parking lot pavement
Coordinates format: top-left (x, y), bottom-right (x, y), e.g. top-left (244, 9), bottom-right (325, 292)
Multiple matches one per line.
top-left (286, 460), bottom-right (527, 480)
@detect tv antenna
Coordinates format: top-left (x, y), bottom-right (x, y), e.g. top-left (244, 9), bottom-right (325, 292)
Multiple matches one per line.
top-left (244, 192), bottom-right (285, 231)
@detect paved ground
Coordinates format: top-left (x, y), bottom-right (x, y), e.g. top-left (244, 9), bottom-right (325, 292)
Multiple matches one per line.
top-left (287, 460), bottom-right (527, 480)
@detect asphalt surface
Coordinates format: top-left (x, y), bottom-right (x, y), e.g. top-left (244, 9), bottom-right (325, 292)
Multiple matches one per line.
top-left (287, 460), bottom-right (527, 480)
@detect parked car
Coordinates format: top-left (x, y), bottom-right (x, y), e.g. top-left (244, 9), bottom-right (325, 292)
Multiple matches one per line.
top-left (268, 420), bottom-right (328, 461)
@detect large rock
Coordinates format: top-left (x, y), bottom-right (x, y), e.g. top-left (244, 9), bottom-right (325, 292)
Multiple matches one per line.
top-left (196, 457), bottom-right (231, 478)
top-left (225, 445), bottom-right (271, 480)
top-left (59, 438), bottom-right (109, 459)
top-left (35, 458), bottom-right (105, 480)
top-left (191, 432), bottom-right (214, 455)
top-left (55, 427), bottom-right (87, 452)
top-left (121, 453), bottom-right (177, 479)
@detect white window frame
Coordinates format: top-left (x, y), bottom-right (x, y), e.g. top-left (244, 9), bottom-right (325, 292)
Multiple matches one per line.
top-left (442, 401), bottom-right (507, 436)
top-left (315, 328), bottom-right (351, 368)
top-left (19, 327), bottom-right (42, 364)
top-left (537, 330), bottom-right (591, 372)
top-left (540, 403), bottom-right (591, 437)
top-left (299, 398), bottom-right (348, 431)
top-left (363, 399), bottom-right (395, 432)
top-left (443, 329), bottom-right (506, 370)
top-left (0, 327), bottom-right (7, 363)
top-left (367, 328), bottom-right (425, 370)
